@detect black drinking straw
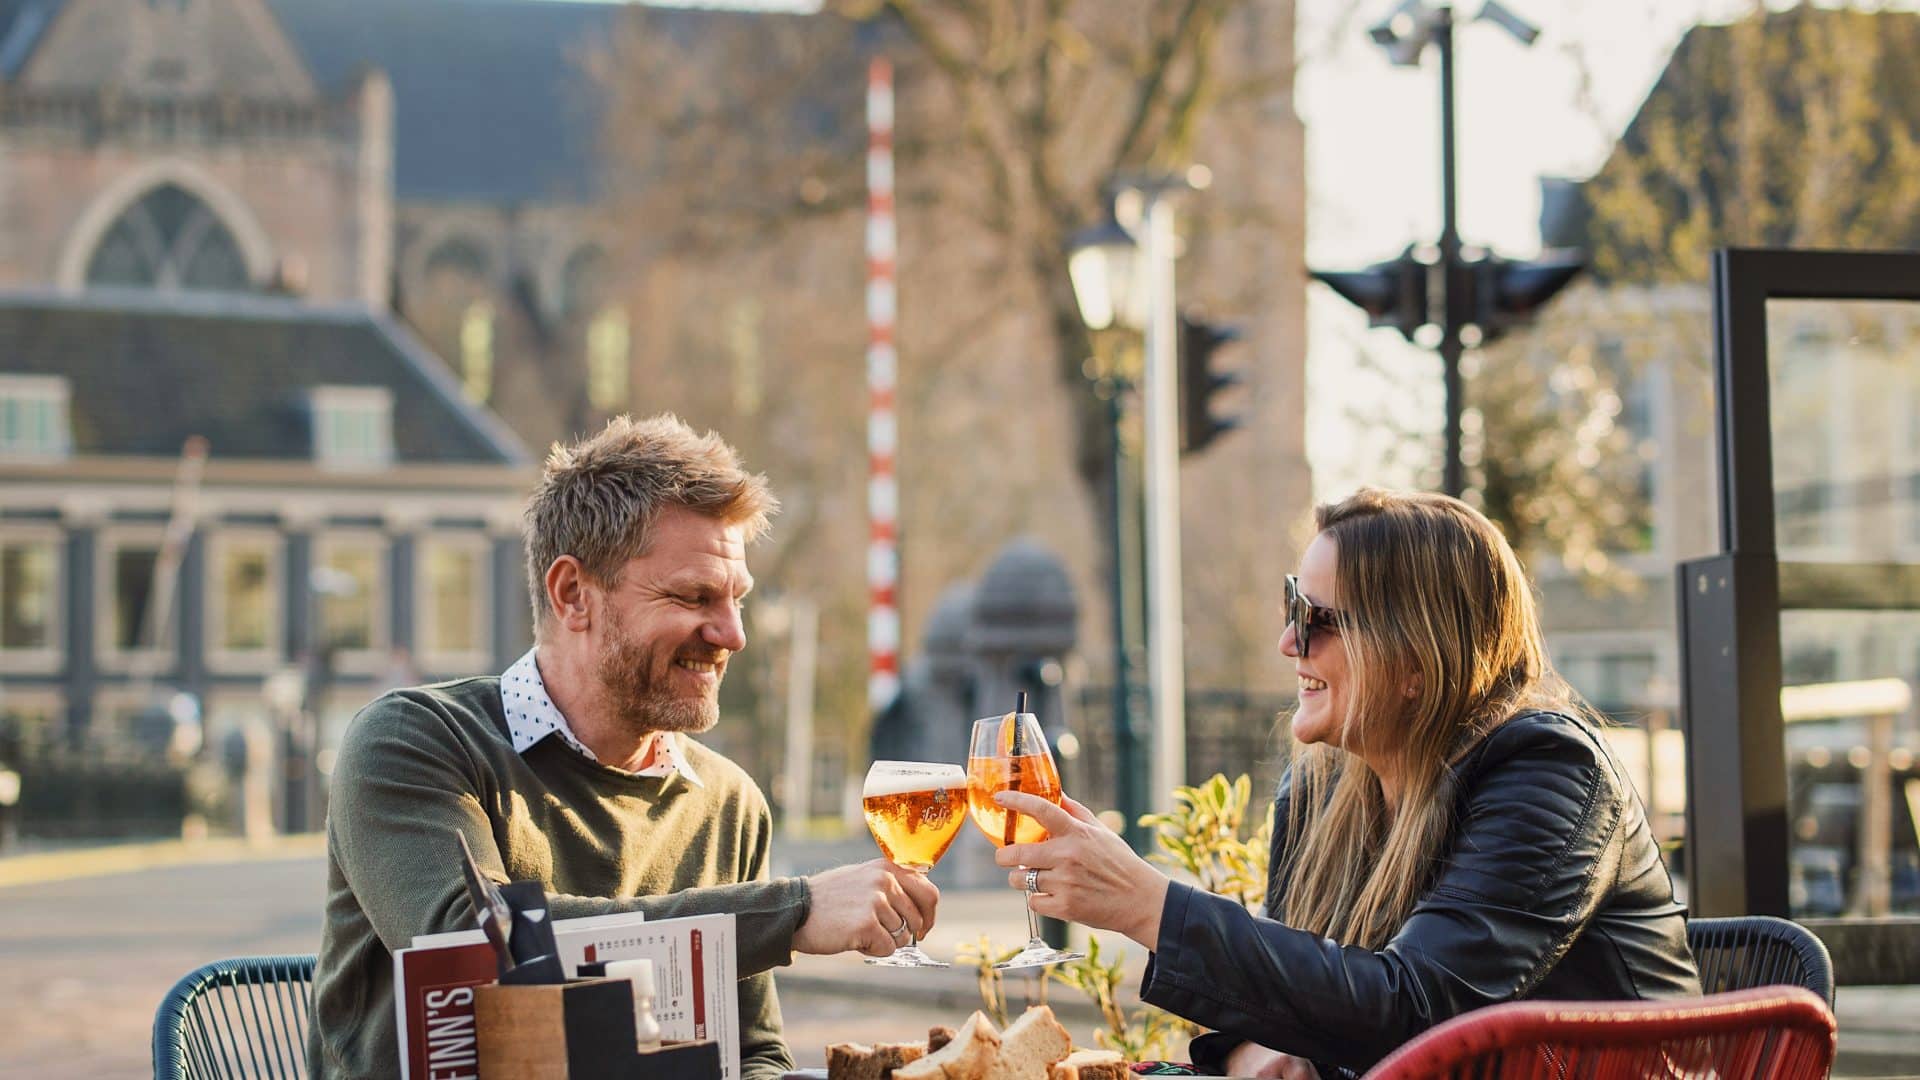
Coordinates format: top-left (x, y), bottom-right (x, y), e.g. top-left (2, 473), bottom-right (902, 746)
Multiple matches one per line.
top-left (1002, 692), bottom-right (1029, 846)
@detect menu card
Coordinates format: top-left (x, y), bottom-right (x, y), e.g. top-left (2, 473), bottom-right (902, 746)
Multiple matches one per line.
top-left (393, 910), bottom-right (741, 1080)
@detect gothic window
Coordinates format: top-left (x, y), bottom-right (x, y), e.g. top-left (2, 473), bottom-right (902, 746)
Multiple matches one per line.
top-left (416, 236), bottom-right (495, 399)
top-left (85, 183), bottom-right (251, 292)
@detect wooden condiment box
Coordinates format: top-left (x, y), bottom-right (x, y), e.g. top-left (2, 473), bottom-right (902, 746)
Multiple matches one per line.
top-left (474, 979), bottom-right (721, 1079)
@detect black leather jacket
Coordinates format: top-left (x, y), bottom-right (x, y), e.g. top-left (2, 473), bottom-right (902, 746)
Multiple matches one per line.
top-left (1141, 710), bottom-right (1701, 1076)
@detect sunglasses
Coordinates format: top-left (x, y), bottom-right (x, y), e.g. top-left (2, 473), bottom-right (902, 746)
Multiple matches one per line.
top-left (1285, 574), bottom-right (1352, 660)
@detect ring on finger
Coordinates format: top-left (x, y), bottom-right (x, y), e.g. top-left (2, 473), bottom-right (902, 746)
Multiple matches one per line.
top-left (1024, 868), bottom-right (1041, 893)
top-left (888, 914), bottom-right (910, 940)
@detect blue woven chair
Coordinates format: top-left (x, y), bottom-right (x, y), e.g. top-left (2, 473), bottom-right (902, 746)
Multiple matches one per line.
top-left (1687, 915), bottom-right (1835, 1005)
top-left (152, 955), bottom-right (316, 1079)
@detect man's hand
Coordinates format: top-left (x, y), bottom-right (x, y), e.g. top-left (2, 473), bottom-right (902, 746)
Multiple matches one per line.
top-left (794, 859), bottom-right (939, 958)
top-left (1225, 1041), bottom-right (1321, 1079)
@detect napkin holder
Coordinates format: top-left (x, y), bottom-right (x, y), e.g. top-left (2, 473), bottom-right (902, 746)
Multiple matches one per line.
top-left (474, 979), bottom-right (722, 1079)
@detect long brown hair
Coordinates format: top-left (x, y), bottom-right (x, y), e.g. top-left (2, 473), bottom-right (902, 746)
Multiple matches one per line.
top-left (1279, 488), bottom-right (1594, 948)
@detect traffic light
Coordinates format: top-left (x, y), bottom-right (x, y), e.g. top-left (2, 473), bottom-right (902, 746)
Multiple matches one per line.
top-left (1310, 245), bottom-right (1429, 341)
top-left (1177, 313), bottom-right (1243, 455)
top-left (1467, 250), bottom-right (1585, 344)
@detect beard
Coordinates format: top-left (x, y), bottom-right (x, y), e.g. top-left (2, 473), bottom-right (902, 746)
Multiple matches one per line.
top-left (595, 606), bottom-right (722, 736)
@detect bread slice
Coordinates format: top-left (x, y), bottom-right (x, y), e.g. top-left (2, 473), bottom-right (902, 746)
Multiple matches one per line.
top-left (893, 1011), bottom-right (1001, 1080)
top-left (928, 1025), bottom-right (957, 1053)
top-left (1046, 1049), bottom-right (1127, 1080)
top-left (987, 1006), bottom-right (1074, 1080)
top-left (829, 1040), bottom-right (929, 1080)
top-left (874, 1042), bottom-right (929, 1077)
top-left (828, 1042), bottom-right (883, 1080)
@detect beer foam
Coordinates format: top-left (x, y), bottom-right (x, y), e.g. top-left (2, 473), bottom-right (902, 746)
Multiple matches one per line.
top-left (864, 761), bottom-right (966, 797)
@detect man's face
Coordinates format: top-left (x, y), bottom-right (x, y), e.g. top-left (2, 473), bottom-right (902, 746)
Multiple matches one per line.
top-left (593, 507), bottom-right (752, 735)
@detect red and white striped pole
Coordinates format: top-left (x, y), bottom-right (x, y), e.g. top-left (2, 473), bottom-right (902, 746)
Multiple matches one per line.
top-left (866, 57), bottom-right (901, 716)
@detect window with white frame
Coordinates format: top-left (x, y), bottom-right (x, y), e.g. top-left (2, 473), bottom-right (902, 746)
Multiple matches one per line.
top-left (208, 532), bottom-right (280, 665)
top-left (0, 531), bottom-right (60, 663)
top-left (418, 535), bottom-right (490, 668)
top-left (310, 387), bottom-right (393, 470)
top-left (315, 535), bottom-right (386, 661)
top-left (0, 376), bottom-right (71, 461)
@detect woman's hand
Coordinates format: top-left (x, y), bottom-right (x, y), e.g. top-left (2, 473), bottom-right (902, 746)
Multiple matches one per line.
top-left (992, 791), bottom-right (1170, 951)
top-left (1224, 1041), bottom-right (1321, 1079)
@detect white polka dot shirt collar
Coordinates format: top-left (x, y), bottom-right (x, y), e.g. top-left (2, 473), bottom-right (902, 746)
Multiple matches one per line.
top-left (499, 648), bottom-right (704, 787)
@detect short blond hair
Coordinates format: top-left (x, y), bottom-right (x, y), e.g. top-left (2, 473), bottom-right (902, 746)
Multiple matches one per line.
top-left (524, 414), bottom-right (776, 631)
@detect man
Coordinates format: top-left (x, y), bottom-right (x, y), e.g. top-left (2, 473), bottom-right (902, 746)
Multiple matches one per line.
top-left (311, 414), bottom-right (937, 1078)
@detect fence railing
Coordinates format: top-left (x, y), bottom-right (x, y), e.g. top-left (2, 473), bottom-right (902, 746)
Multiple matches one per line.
top-left (1062, 686), bottom-right (1295, 808)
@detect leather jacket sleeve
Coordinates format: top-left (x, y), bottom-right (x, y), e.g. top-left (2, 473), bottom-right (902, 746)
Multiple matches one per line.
top-left (1142, 715), bottom-right (1627, 1074)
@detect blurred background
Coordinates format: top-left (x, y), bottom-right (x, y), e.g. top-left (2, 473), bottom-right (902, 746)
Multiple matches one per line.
top-left (1, 0), bottom-right (1918, 1074)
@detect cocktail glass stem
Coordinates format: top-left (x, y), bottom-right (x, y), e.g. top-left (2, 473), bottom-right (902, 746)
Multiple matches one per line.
top-left (993, 871), bottom-right (1086, 970)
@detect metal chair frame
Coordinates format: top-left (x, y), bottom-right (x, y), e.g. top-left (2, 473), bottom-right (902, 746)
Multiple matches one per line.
top-left (1687, 914), bottom-right (1836, 1005)
top-left (152, 955), bottom-right (316, 1080)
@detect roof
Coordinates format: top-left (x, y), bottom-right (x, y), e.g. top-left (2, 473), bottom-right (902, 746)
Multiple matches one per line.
top-left (267, 0), bottom-right (763, 205)
top-left (0, 289), bottom-right (531, 467)
top-left (1, 0), bottom-right (816, 206)
top-left (0, 0), bottom-right (55, 78)
top-left (1551, 7), bottom-right (1920, 283)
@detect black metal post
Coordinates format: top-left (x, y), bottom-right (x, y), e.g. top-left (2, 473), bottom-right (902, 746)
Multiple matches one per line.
top-left (1107, 382), bottom-right (1149, 851)
top-left (1436, 6), bottom-right (1465, 498)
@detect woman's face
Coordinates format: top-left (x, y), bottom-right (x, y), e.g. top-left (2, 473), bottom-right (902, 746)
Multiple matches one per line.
top-left (1282, 531), bottom-right (1352, 749)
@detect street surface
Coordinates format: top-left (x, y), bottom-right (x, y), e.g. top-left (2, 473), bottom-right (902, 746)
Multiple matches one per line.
top-left (0, 851), bottom-right (993, 1077)
top-left (1, 850), bottom-right (1916, 1077)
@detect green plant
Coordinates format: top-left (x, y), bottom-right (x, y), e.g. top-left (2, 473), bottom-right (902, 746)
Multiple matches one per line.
top-left (1137, 772), bottom-right (1274, 911)
top-left (955, 934), bottom-right (1047, 1029)
top-left (1049, 934), bottom-right (1200, 1061)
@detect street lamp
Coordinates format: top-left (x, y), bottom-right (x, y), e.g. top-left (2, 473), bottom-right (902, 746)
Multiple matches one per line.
top-left (285, 565), bottom-right (359, 833)
top-left (1069, 169), bottom-right (1206, 834)
top-left (1316, 1), bottom-right (1579, 498)
top-left (1068, 208), bottom-right (1146, 335)
top-left (1068, 206), bottom-right (1149, 847)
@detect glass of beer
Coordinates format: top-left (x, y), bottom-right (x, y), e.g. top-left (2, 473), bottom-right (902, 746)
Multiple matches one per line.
top-left (861, 760), bottom-right (969, 968)
top-left (966, 708), bottom-right (1087, 969)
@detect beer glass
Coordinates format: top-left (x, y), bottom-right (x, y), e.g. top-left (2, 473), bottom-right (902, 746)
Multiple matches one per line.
top-left (861, 760), bottom-right (968, 967)
top-left (966, 711), bottom-right (1086, 969)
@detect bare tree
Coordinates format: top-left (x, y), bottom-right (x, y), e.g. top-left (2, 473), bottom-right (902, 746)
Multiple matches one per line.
top-left (592, 2), bottom-right (1305, 719)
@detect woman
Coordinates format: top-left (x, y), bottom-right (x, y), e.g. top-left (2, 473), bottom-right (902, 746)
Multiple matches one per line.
top-left (994, 489), bottom-right (1699, 1078)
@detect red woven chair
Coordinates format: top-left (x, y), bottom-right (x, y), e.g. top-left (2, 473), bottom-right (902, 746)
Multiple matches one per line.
top-left (1362, 986), bottom-right (1836, 1079)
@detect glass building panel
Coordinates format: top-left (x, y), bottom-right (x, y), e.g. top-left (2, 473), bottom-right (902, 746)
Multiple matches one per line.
top-left (1764, 300), bottom-right (1920, 918)
top-left (1777, 609), bottom-right (1920, 918)
top-left (1768, 300), bottom-right (1920, 559)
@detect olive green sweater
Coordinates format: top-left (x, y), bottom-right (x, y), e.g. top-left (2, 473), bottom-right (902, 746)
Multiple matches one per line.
top-left (309, 677), bottom-right (811, 1080)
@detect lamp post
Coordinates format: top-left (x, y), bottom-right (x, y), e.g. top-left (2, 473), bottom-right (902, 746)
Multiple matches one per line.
top-left (290, 565), bottom-right (358, 833)
top-left (1068, 205), bottom-right (1149, 846)
top-left (1069, 168), bottom-right (1207, 828)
